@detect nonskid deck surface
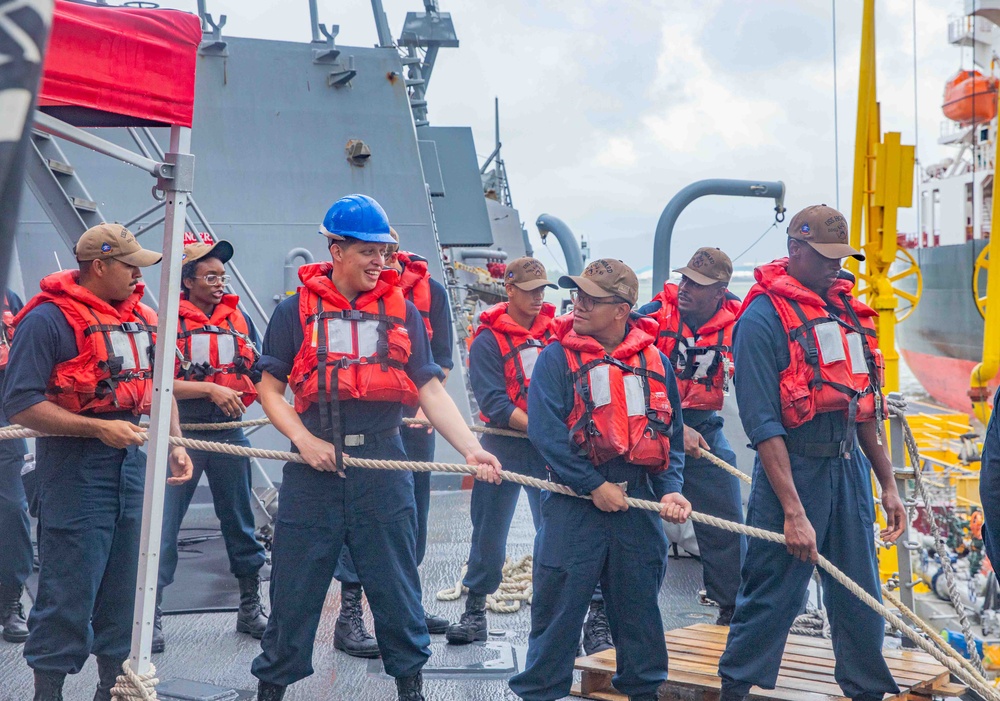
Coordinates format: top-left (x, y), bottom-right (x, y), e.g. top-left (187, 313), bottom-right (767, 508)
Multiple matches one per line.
top-left (0, 490), bottom-right (720, 701)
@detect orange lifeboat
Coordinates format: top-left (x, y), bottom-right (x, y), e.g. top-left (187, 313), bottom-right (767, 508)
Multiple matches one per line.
top-left (943, 70), bottom-right (999, 124)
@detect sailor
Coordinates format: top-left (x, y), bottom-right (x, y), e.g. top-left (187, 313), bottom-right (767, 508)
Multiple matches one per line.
top-left (445, 256), bottom-right (554, 645)
top-left (250, 194), bottom-right (502, 701)
top-left (980, 391), bottom-right (1000, 571)
top-left (508, 259), bottom-right (690, 701)
top-left (2, 224), bottom-right (192, 701)
top-left (390, 230), bottom-right (456, 576)
top-left (716, 205), bottom-right (905, 701)
top-left (329, 228), bottom-right (455, 657)
top-left (637, 247), bottom-right (745, 625)
top-left (154, 235), bottom-right (268, 653)
top-left (0, 288), bottom-right (30, 645)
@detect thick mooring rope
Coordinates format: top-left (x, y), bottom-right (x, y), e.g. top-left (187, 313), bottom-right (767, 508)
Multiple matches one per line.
top-left (2, 417), bottom-right (993, 698)
top-left (111, 659), bottom-right (158, 700)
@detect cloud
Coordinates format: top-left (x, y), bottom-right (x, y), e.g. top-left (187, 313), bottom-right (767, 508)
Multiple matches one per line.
top-left (594, 135), bottom-right (639, 169)
top-left (147, 0), bottom-right (972, 272)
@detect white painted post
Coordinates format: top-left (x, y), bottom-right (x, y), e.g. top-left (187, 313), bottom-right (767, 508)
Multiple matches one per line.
top-left (129, 124), bottom-right (194, 675)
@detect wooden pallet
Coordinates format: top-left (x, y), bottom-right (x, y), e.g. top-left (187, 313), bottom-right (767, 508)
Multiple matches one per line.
top-left (571, 624), bottom-right (964, 701)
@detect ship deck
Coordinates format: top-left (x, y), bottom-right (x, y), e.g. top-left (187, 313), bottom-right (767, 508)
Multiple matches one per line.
top-left (0, 488), bottom-right (726, 701)
top-left (0, 403), bottom-right (972, 701)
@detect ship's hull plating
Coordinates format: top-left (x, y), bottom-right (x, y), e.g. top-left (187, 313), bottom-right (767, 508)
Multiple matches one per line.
top-left (896, 240), bottom-right (996, 413)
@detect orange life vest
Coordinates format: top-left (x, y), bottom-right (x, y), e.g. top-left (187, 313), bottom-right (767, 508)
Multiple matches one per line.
top-left (0, 292), bottom-right (15, 372)
top-left (473, 301), bottom-right (555, 418)
top-left (176, 295), bottom-right (258, 407)
top-left (288, 262), bottom-right (419, 414)
top-left (741, 259), bottom-right (885, 432)
top-left (397, 251), bottom-right (433, 340)
top-left (555, 314), bottom-right (674, 472)
top-left (15, 270), bottom-right (157, 415)
top-left (651, 283), bottom-right (738, 412)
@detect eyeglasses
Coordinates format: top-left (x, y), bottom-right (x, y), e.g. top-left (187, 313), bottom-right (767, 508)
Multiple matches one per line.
top-left (570, 290), bottom-right (626, 311)
top-left (194, 274), bottom-right (231, 286)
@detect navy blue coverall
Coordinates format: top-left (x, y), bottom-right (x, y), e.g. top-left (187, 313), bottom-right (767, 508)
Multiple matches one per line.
top-left (717, 295), bottom-right (899, 701)
top-left (251, 294), bottom-right (441, 685)
top-left (979, 386), bottom-right (1000, 569)
top-left (3, 303), bottom-right (147, 674)
top-left (335, 277), bottom-right (453, 584)
top-left (638, 299), bottom-right (745, 609)
top-left (0, 291), bottom-right (31, 594)
top-left (507, 331), bottom-right (686, 701)
top-left (158, 310), bottom-right (266, 592)
top-left (463, 326), bottom-right (543, 597)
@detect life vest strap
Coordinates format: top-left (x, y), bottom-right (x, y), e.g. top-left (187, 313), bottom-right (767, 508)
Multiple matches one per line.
top-left (501, 333), bottom-right (545, 400)
top-left (308, 308), bottom-right (404, 326)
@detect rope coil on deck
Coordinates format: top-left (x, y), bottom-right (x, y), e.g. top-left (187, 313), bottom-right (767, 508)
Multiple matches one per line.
top-left (436, 557), bottom-right (533, 612)
top-left (111, 659), bottom-right (158, 700)
top-left (3, 413), bottom-right (996, 699)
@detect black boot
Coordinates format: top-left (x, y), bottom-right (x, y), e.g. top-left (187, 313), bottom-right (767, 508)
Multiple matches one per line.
top-left (395, 673), bottom-right (425, 701)
top-left (719, 690), bottom-right (748, 701)
top-left (582, 599), bottom-right (614, 655)
top-left (32, 670), bottom-right (65, 701)
top-left (256, 680), bottom-right (286, 700)
top-left (334, 583), bottom-right (380, 658)
top-left (445, 592), bottom-right (487, 645)
top-left (424, 611), bottom-right (450, 635)
top-left (0, 582), bottom-right (28, 642)
top-left (93, 656), bottom-right (121, 701)
top-left (236, 574), bottom-right (268, 639)
top-left (716, 605), bottom-right (735, 626)
top-left (152, 590), bottom-right (165, 654)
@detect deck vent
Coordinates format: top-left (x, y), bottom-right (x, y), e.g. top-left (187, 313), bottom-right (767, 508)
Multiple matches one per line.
top-left (346, 139), bottom-right (371, 166)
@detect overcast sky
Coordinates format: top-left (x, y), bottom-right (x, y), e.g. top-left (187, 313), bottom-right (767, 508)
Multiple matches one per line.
top-left (152, 0), bottom-right (970, 273)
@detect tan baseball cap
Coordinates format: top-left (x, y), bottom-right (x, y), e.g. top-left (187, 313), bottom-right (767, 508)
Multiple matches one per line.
top-left (559, 258), bottom-right (639, 306)
top-left (74, 223), bottom-right (162, 267)
top-left (182, 240), bottom-right (234, 266)
top-left (787, 204), bottom-right (864, 261)
top-left (674, 247), bottom-right (733, 286)
top-left (504, 257), bottom-right (557, 291)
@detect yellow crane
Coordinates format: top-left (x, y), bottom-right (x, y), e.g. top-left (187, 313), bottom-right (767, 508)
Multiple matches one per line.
top-left (847, 0), bottom-right (919, 397)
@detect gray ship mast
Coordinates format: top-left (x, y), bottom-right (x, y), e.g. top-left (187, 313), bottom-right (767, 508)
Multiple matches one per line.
top-left (481, 98), bottom-right (514, 209)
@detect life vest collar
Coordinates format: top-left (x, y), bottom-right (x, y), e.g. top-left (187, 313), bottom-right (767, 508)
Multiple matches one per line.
top-left (476, 301), bottom-right (556, 340)
top-left (741, 258), bottom-right (877, 319)
top-left (178, 293), bottom-right (240, 324)
top-left (554, 313), bottom-right (658, 360)
top-left (655, 283), bottom-right (739, 336)
top-left (32, 269), bottom-right (146, 321)
top-left (298, 261), bottom-right (401, 311)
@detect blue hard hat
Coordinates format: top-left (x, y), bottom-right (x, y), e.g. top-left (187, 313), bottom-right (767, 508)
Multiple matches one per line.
top-left (319, 194), bottom-right (395, 244)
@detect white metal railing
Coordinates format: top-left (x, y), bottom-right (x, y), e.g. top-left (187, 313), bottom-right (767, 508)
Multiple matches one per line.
top-left (949, 15), bottom-right (994, 45)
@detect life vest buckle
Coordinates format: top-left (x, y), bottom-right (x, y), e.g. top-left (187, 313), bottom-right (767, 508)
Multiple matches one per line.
top-left (119, 321), bottom-right (142, 334)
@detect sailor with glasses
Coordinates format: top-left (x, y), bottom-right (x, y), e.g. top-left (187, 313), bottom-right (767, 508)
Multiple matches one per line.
top-left (154, 235), bottom-right (268, 653)
top-left (508, 259), bottom-right (690, 701)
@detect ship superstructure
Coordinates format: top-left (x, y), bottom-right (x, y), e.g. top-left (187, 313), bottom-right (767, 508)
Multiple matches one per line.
top-left (900, 6), bottom-right (1000, 412)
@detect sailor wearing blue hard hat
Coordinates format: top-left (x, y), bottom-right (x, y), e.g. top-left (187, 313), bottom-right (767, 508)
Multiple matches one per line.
top-left (318, 193), bottom-right (398, 243)
top-left (251, 194), bottom-right (503, 701)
